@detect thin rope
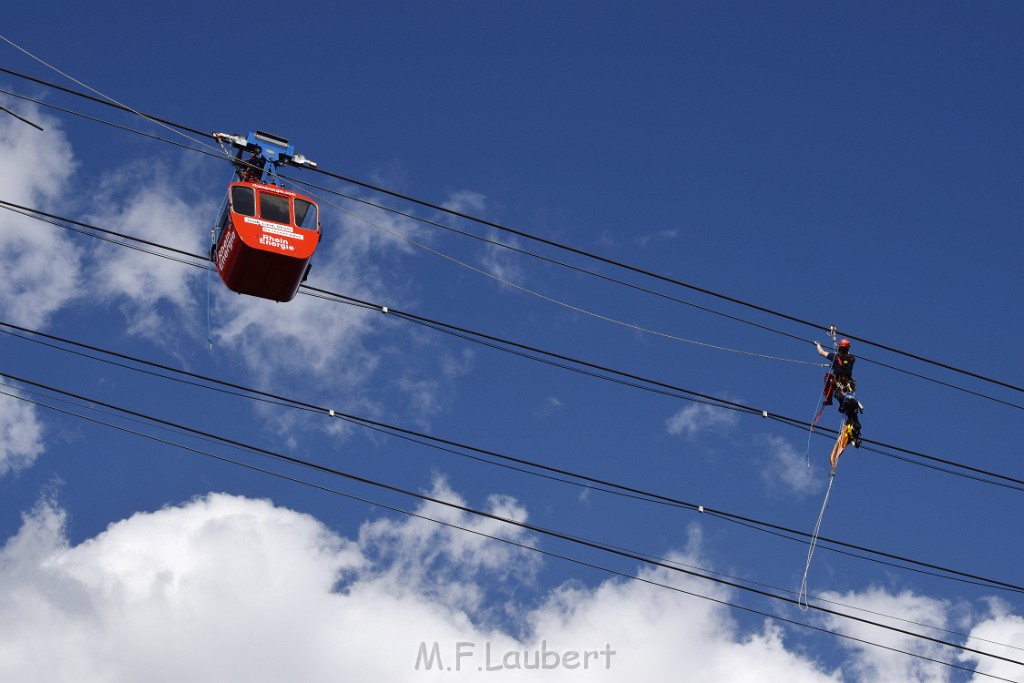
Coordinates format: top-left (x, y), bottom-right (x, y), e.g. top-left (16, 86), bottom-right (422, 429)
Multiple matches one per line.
top-left (800, 328), bottom-right (842, 607)
top-left (296, 184), bottom-right (821, 366)
top-left (805, 390), bottom-right (826, 469)
top-left (0, 34), bottom-right (224, 158)
top-left (806, 332), bottom-right (839, 467)
top-left (799, 473), bottom-right (836, 611)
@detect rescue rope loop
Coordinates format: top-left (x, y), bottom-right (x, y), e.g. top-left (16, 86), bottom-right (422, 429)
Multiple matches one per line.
top-left (799, 474), bottom-right (836, 611)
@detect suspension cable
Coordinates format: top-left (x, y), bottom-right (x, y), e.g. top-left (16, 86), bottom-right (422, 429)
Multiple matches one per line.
top-left (0, 65), bottom-right (1019, 396)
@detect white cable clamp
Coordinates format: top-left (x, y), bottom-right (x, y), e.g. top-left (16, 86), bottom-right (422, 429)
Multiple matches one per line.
top-left (762, 410), bottom-right (768, 418)
top-left (698, 505), bottom-right (704, 513)
top-left (382, 306), bottom-right (389, 314)
top-left (291, 153), bottom-right (317, 168)
top-left (328, 409), bottom-right (335, 417)
top-left (212, 132), bottom-right (246, 147)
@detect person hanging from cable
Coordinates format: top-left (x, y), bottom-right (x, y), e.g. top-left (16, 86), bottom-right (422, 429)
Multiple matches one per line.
top-left (815, 327), bottom-right (856, 407)
top-left (814, 327), bottom-right (863, 467)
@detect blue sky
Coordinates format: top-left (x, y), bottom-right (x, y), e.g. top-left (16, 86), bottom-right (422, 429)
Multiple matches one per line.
top-left (1, 3), bottom-right (1023, 681)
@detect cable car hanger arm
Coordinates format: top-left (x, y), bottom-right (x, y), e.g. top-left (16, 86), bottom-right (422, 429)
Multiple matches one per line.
top-left (212, 130), bottom-right (316, 184)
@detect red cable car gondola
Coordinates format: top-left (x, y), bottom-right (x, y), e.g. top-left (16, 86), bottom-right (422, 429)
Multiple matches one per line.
top-left (211, 131), bottom-right (320, 302)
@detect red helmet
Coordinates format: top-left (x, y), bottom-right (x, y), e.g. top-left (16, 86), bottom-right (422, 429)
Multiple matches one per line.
top-left (838, 339), bottom-right (851, 350)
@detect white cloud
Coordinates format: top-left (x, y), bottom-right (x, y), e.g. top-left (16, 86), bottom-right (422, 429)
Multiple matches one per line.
top-left (596, 229), bottom-right (617, 249)
top-left (214, 278), bottom-right (377, 381)
top-left (0, 97), bottom-right (82, 328)
top-left (759, 434), bottom-right (819, 496)
top-left (633, 229), bottom-right (679, 248)
top-left (3, 480), bottom-right (955, 682)
top-left (962, 602), bottom-right (1024, 683)
top-left (665, 402), bottom-right (739, 438)
top-left (211, 285), bottom-right (382, 441)
top-left (397, 376), bottom-right (445, 424)
top-left (440, 348), bottom-right (475, 379)
top-left (0, 493), bottom-right (362, 683)
top-left (443, 190), bottom-right (487, 217)
top-left (522, 557), bottom-right (842, 683)
top-left (357, 476), bottom-right (540, 615)
top-left (0, 100), bottom-right (73, 202)
top-left (86, 160), bottom-right (209, 342)
top-left (478, 227), bottom-right (527, 290)
top-left (0, 390), bottom-right (45, 475)
top-left (441, 190), bottom-right (528, 289)
top-left (533, 395), bottom-right (565, 419)
top-left (332, 190), bottom-right (432, 259)
top-left (816, 587), bottom-right (953, 683)
top-left (0, 485), bottom-right (537, 683)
